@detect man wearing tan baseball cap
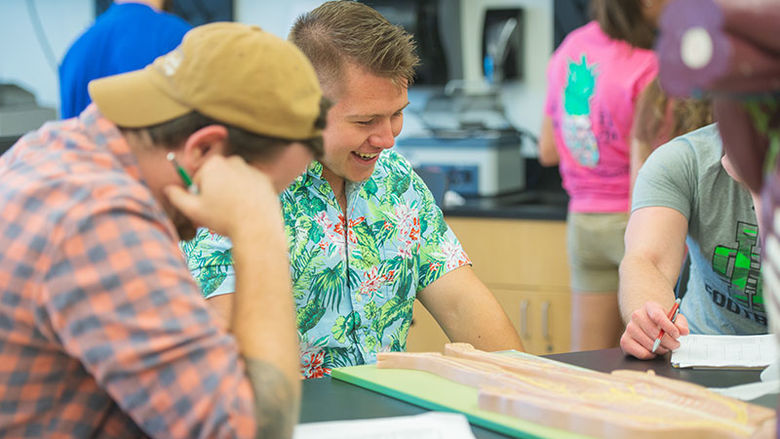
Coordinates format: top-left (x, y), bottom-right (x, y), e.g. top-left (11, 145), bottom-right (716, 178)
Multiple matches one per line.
top-left (0, 22), bottom-right (322, 438)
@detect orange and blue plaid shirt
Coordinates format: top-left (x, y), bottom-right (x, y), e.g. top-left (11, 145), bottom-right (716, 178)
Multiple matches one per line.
top-left (0, 106), bottom-right (255, 438)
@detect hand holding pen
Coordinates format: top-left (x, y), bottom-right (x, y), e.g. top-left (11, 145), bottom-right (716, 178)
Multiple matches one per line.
top-left (620, 298), bottom-right (689, 359)
top-left (651, 298), bottom-right (681, 353)
top-left (163, 154), bottom-right (283, 238)
top-left (167, 152), bottom-right (199, 194)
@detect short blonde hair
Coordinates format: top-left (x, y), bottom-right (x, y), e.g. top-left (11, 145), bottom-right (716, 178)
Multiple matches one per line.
top-left (289, 1), bottom-right (419, 94)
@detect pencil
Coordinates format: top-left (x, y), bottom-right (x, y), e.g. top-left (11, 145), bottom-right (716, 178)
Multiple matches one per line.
top-left (651, 298), bottom-right (682, 353)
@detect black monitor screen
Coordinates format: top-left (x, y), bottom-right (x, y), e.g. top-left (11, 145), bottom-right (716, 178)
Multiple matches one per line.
top-left (554, 0), bottom-right (590, 49)
top-left (360, 0), bottom-right (449, 85)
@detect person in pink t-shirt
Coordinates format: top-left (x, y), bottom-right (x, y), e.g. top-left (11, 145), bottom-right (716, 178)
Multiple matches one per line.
top-left (538, 0), bottom-right (658, 350)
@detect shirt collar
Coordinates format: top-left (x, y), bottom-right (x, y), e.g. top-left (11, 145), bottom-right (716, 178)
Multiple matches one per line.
top-left (292, 160), bottom-right (324, 188)
top-left (79, 104), bottom-right (143, 182)
top-left (307, 160), bottom-right (324, 179)
top-left (291, 158), bottom-right (376, 196)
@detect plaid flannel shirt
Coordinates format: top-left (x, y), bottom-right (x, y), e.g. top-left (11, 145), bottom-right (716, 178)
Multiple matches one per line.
top-left (0, 106), bottom-right (255, 438)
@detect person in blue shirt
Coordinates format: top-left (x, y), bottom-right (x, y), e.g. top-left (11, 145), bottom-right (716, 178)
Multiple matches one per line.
top-left (59, 0), bottom-right (191, 119)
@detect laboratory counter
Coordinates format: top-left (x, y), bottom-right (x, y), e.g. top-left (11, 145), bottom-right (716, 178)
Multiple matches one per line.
top-left (442, 190), bottom-right (568, 221)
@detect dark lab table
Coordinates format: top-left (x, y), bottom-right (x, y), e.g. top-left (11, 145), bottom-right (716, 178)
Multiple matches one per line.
top-left (299, 348), bottom-right (776, 438)
top-left (442, 190), bottom-right (568, 221)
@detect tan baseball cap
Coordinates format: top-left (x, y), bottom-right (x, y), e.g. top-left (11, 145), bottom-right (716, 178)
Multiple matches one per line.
top-left (89, 22), bottom-right (323, 140)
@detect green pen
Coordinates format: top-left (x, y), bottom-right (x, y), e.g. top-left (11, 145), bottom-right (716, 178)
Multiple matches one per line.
top-left (166, 152), bottom-right (199, 194)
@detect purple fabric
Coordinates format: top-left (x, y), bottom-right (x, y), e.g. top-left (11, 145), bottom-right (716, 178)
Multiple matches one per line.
top-left (657, 0), bottom-right (731, 96)
top-left (719, 0), bottom-right (780, 56)
top-left (711, 35), bottom-right (780, 95)
top-left (715, 100), bottom-right (769, 193)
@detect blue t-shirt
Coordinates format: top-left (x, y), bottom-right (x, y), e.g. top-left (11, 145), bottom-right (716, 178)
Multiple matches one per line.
top-left (59, 2), bottom-right (191, 119)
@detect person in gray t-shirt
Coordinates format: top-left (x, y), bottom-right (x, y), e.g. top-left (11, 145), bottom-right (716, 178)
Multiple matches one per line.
top-left (619, 123), bottom-right (764, 360)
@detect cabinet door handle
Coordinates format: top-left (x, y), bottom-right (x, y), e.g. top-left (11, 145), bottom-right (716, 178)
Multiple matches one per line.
top-left (541, 301), bottom-right (550, 340)
top-left (519, 299), bottom-right (529, 338)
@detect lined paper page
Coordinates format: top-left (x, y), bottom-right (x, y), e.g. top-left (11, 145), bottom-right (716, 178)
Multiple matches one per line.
top-left (671, 334), bottom-right (777, 368)
top-left (294, 412), bottom-right (476, 439)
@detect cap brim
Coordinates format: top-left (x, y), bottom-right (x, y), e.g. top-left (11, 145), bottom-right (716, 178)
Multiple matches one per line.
top-left (88, 68), bottom-right (191, 128)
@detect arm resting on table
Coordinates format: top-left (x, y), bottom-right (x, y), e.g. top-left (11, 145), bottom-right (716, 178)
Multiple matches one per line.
top-left (418, 265), bottom-right (524, 352)
top-left (618, 206), bottom-right (689, 358)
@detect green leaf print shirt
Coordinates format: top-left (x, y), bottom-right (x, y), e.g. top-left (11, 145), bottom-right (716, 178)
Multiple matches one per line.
top-left (182, 150), bottom-right (471, 378)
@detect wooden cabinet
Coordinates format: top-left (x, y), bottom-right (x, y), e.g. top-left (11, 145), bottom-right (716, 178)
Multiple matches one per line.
top-left (491, 288), bottom-right (570, 354)
top-left (407, 217), bottom-right (572, 355)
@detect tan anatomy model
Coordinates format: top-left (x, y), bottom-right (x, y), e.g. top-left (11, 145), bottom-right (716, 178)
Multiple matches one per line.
top-left (376, 343), bottom-right (775, 439)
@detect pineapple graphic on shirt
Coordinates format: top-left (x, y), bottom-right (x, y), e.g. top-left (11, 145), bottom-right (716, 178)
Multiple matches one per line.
top-left (562, 54), bottom-right (599, 167)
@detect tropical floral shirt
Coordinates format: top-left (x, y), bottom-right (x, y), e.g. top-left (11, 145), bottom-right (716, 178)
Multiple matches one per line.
top-left (182, 150), bottom-right (470, 378)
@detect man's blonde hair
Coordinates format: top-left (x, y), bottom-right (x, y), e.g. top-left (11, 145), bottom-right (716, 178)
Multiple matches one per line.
top-left (289, 1), bottom-right (419, 94)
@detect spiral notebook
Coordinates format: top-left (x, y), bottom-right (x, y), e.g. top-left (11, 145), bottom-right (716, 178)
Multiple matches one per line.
top-left (671, 334), bottom-right (777, 369)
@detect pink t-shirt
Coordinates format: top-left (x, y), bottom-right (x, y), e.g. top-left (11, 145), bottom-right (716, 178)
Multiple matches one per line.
top-left (545, 21), bottom-right (657, 213)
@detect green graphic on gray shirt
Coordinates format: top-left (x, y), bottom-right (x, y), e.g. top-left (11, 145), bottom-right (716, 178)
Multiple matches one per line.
top-left (562, 54), bottom-right (599, 167)
top-left (712, 221), bottom-right (763, 311)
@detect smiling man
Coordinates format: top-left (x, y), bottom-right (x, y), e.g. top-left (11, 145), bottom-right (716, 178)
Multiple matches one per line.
top-left (183, 1), bottom-right (522, 377)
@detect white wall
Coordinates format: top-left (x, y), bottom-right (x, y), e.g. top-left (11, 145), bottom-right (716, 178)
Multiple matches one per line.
top-left (236, 0), bottom-right (325, 39)
top-left (0, 0), bottom-right (93, 110)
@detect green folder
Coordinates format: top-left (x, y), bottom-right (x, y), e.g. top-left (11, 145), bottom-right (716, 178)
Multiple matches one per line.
top-left (331, 360), bottom-right (595, 439)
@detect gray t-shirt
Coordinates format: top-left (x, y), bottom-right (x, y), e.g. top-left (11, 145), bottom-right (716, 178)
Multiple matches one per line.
top-left (633, 124), bottom-right (765, 335)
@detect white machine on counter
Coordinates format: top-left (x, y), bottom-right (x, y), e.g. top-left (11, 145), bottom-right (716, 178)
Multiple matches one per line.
top-left (396, 132), bottom-right (525, 197)
top-left (392, 0), bottom-right (535, 198)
